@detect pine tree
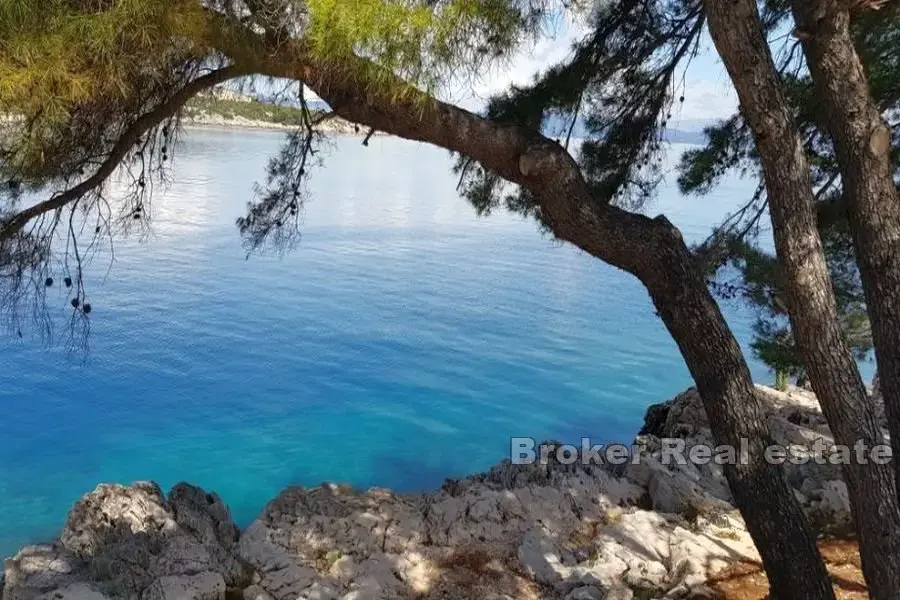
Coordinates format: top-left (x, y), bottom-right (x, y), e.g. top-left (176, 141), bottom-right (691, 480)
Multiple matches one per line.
top-left (678, 3), bottom-right (899, 383)
top-left (702, 0), bottom-right (900, 593)
top-left (0, 1), bottom-right (842, 595)
top-left (788, 0), bottom-right (900, 498)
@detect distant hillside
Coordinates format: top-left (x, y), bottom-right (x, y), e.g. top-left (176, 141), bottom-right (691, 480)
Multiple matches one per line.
top-left (182, 96), bottom-right (358, 133)
top-left (542, 113), bottom-right (710, 145)
top-left (185, 96), bottom-right (321, 127)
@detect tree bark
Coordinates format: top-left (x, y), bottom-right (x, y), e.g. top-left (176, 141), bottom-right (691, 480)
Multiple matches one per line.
top-left (216, 30), bottom-right (836, 598)
top-left (702, 0), bottom-right (900, 596)
top-left (639, 224), bottom-right (837, 600)
top-left (2, 17), bottom-right (838, 598)
top-left (791, 0), bottom-right (900, 494)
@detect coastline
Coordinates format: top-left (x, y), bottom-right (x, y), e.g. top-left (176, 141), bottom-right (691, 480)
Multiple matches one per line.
top-left (181, 113), bottom-right (375, 136)
top-left (2, 383), bottom-right (872, 600)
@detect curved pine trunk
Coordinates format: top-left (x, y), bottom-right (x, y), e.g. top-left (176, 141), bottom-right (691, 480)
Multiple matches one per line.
top-left (640, 228), bottom-right (837, 599)
top-left (254, 43), bottom-right (838, 600)
top-left (702, 0), bottom-right (900, 596)
top-left (28, 17), bottom-right (837, 596)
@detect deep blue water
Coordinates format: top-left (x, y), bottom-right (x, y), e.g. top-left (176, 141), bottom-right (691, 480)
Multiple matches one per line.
top-left (0, 130), bottom-right (872, 560)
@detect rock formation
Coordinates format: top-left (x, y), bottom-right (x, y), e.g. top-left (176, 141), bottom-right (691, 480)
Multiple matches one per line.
top-left (3, 384), bottom-right (869, 600)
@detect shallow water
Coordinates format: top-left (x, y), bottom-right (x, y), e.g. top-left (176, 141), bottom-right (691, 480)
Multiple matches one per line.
top-left (0, 130), bottom-right (872, 559)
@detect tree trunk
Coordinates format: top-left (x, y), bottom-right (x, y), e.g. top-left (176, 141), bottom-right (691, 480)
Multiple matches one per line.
top-left (791, 0), bottom-right (900, 495)
top-left (5, 19), bottom-right (832, 597)
top-left (640, 222), bottom-right (836, 600)
top-left (237, 40), bottom-right (836, 599)
top-left (702, 0), bottom-right (900, 597)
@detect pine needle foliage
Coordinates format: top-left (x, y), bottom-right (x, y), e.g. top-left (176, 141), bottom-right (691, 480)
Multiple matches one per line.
top-left (457, 0), bottom-right (705, 218)
top-left (0, 0), bottom-right (211, 183)
top-left (304, 0), bottom-right (542, 93)
top-left (0, 0), bottom-right (560, 342)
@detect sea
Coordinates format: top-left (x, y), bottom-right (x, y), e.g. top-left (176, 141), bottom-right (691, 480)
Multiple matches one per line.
top-left (0, 129), bottom-right (874, 560)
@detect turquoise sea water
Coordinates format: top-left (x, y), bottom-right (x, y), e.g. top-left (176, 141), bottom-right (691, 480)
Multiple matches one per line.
top-left (0, 130), bottom-right (872, 561)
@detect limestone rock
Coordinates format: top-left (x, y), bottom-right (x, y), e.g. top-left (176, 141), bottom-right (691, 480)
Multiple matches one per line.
top-left (660, 388), bottom-right (710, 439)
top-left (5, 483), bottom-right (245, 600)
top-left (328, 555), bottom-right (358, 585)
top-left (242, 585), bottom-right (275, 600)
top-left (255, 562), bottom-right (317, 600)
top-left (648, 472), bottom-right (703, 515)
top-left (2, 544), bottom-right (86, 600)
top-left (633, 384), bottom-right (862, 534)
top-left (34, 583), bottom-right (109, 600)
top-left (168, 484), bottom-right (239, 548)
top-left (299, 581), bottom-right (340, 600)
top-left (517, 528), bottom-right (569, 585)
top-left (142, 572), bottom-right (225, 600)
top-left (813, 480), bottom-right (853, 531)
top-left (55, 584), bottom-right (111, 600)
top-left (639, 402), bottom-right (671, 438)
top-left (603, 587), bottom-right (634, 600)
top-left (565, 585), bottom-right (606, 600)
top-left (3, 384), bottom-right (861, 600)
top-left (60, 481), bottom-right (173, 560)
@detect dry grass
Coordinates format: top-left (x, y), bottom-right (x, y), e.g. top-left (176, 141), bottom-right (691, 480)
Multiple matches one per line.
top-left (436, 548), bottom-right (499, 577)
top-left (411, 547), bottom-right (542, 600)
top-left (709, 538), bottom-right (868, 599)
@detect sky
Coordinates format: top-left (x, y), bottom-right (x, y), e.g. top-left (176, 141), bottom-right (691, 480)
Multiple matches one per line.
top-left (296, 13), bottom-right (740, 130)
top-left (442, 17), bottom-right (740, 127)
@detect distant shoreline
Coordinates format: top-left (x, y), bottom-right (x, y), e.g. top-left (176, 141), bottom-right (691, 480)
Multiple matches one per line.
top-left (181, 113), bottom-right (370, 135)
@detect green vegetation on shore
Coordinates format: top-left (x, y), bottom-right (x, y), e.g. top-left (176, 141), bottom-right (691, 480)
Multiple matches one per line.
top-left (184, 96), bottom-right (323, 127)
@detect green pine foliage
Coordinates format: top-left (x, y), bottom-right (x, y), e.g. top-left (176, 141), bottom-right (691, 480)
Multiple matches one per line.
top-left (0, 0), bottom-right (562, 338)
top-left (0, 0), bottom-right (552, 185)
top-left (304, 0), bottom-right (541, 92)
top-left (459, 0), bottom-right (705, 213)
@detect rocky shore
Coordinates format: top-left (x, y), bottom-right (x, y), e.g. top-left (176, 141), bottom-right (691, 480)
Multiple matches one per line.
top-left (3, 384), bottom-right (873, 600)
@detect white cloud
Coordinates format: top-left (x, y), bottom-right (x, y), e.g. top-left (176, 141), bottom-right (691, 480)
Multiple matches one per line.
top-left (669, 76), bottom-right (739, 124)
top-left (440, 18), bottom-right (590, 112)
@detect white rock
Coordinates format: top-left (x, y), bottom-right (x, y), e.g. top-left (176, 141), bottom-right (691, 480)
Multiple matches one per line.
top-left (329, 555), bottom-right (358, 585)
top-left (4, 482), bottom-right (248, 600)
top-left (517, 528), bottom-right (569, 585)
top-left (351, 554), bottom-right (405, 596)
top-left (606, 511), bottom-right (672, 564)
top-left (2, 544), bottom-right (83, 599)
top-left (238, 522), bottom-right (293, 573)
top-left (820, 479), bottom-right (852, 527)
top-left (300, 581), bottom-right (341, 600)
top-left (256, 564), bottom-right (317, 600)
top-left (603, 586), bottom-right (634, 600)
top-left (339, 590), bottom-right (383, 600)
